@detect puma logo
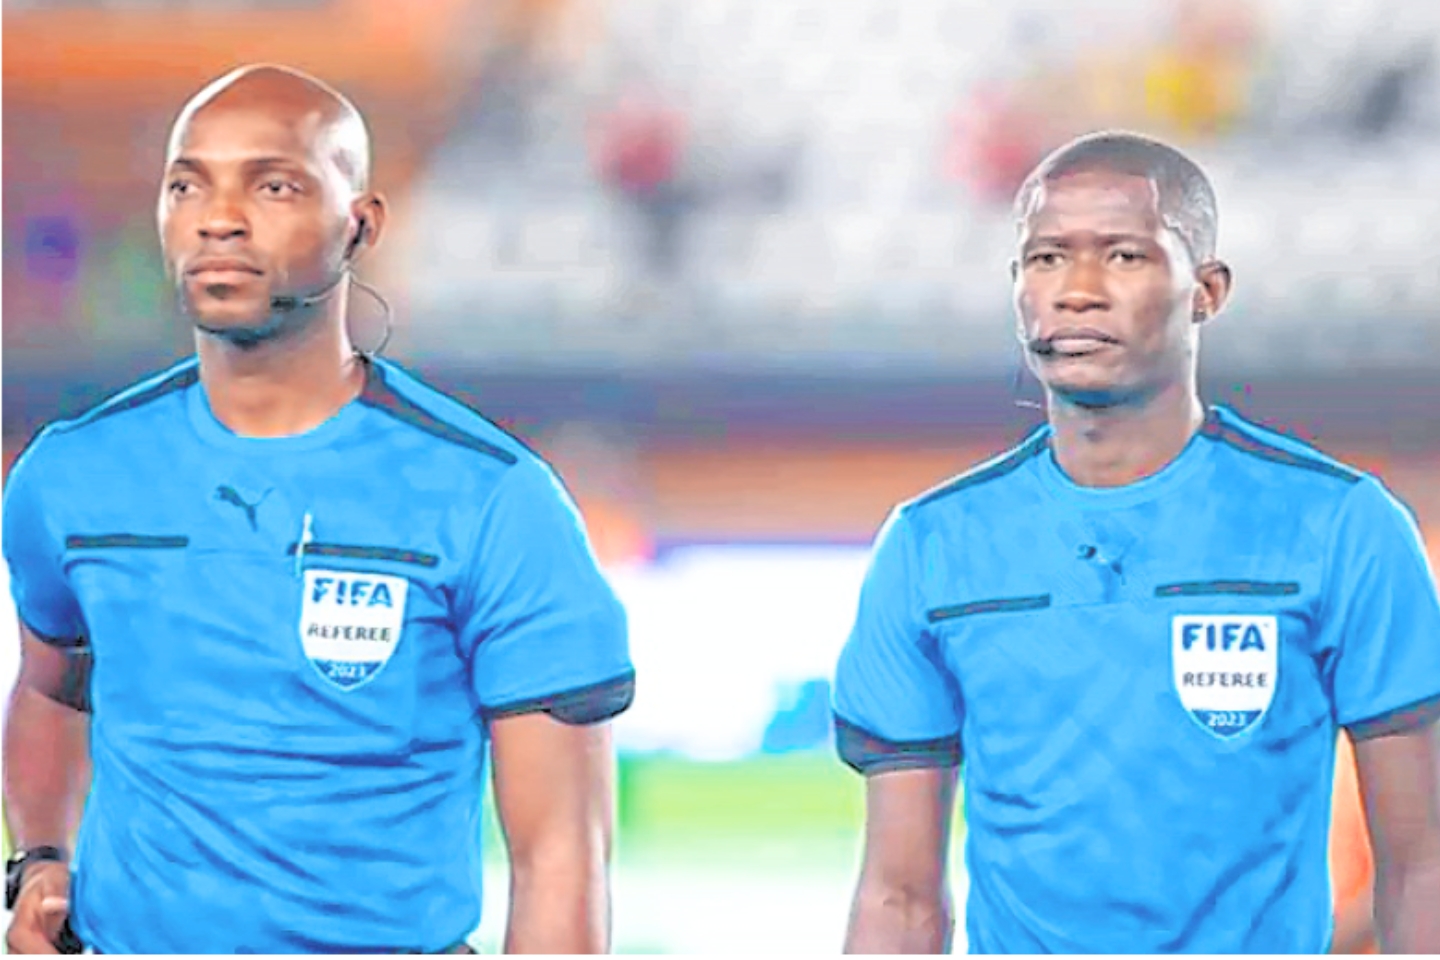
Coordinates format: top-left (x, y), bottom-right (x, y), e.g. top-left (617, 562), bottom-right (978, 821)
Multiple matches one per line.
top-left (215, 485), bottom-right (272, 532)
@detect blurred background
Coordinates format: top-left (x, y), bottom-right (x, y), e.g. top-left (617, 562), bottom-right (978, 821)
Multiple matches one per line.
top-left (3, 0), bottom-right (1439, 951)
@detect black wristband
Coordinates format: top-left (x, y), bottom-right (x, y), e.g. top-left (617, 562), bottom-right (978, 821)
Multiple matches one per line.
top-left (5, 846), bottom-right (68, 911)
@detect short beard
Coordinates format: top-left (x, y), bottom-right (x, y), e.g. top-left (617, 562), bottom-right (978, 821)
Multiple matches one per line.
top-left (194, 317), bottom-right (287, 349)
top-left (183, 291), bottom-right (317, 350)
top-left (1049, 385), bottom-right (1137, 411)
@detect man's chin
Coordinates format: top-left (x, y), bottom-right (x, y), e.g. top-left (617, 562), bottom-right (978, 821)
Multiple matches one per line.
top-left (1043, 375), bottom-right (1133, 410)
top-left (193, 313), bottom-right (285, 348)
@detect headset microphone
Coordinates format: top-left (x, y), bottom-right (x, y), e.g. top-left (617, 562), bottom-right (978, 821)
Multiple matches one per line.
top-left (269, 222), bottom-right (367, 313)
top-left (1008, 328), bottom-right (1046, 411)
top-left (269, 266), bottom-right (350, 312)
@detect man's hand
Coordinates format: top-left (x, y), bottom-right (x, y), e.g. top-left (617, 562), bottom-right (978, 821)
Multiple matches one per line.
top-left (6, 859), bottom-right (71, 954)
top-left (4, 625), bottom-right (91, 954)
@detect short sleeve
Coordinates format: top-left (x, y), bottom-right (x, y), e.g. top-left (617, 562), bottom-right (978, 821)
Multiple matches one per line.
top-left (2, 434), bottom-right (85, 646)
top-left (832, 508), bottom-right (963, 774)
top-left (458, 460), bottom-right (633, 725)
top-left (1323, 477), bottom-right (1440, 739)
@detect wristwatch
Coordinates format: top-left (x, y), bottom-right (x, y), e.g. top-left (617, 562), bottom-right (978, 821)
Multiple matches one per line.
top-left (5, 846), bottom-right (68, 910)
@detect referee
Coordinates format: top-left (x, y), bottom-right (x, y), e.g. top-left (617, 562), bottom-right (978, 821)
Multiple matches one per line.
top-left (3, 64), bottom-right (633, 953)
top-left (833, 131), bottom-right (1440, 953)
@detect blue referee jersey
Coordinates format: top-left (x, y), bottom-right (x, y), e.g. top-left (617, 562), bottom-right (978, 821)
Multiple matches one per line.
top-left (834, 406), bottom-right (1440, 953)
top-left (2, 357), bottom-right (634, 953)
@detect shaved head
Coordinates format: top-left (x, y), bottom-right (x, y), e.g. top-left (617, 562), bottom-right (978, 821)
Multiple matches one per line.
top-left (167, 64), bottom-right (371, 195)
top-left (1014, 131), bottom-right (1218, 268)
top-left (159, 63), bottom-right (387, 345)
top-left (1009, 130), bottom-right (1232, 411)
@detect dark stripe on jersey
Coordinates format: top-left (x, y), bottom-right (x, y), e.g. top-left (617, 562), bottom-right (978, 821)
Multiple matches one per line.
top-left (62, 362), bottom-right (200, 431)
top-left (65, 534), bottom-right (189, 550)
top-left (54, 647), bottom-right (94, 713)
top-left (928, 594), bottom-right (1051, 622)
top-left (285, 542), bottom-right (440, 568)
top-left (482, 670), bottom-right (636, 726)
top-left (834, 715), bottom-right (961, 775)
top-left (359, 364), bottom-right (518, 465)
top-left (912, 431), bottom-right (1049, 509)
top-left (1345, 693), bottom-right (1440, 741)
top-left (1154, 580), bottom-right (1300, 598)
top-left (1200, 416), bottom-right (1362, 484)
top-left (21, 620), bottom-right (88, 651)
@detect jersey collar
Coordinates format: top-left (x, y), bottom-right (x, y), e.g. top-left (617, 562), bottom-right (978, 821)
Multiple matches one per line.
top-left (186, 367), bottom-right (372, 455)
top-left (1033, 407), bottom-right (1219, 510)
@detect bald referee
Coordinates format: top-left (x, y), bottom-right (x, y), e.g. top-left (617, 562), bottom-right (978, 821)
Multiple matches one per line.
top-left (3, 64), bottom-right (632, 954)
top-left (833, 132), bottom-right (1440, 953)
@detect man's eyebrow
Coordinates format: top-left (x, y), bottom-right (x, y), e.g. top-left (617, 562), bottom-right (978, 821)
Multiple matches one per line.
top-left (165, 156), bottom-right (314, 175)
top-left (243, 156), bottom-right (309, 170)
top-left (1022, 234), bottom-right (1072, 250)
top-left (1096, 231), bottom-right (1157, 245)
top-left (1023, 231), bottom-right (1156, 250)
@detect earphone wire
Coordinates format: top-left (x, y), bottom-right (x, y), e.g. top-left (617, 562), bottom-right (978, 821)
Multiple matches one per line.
top-left (1010, 344), bottom-right (1043, 412)
top-left (348, 276), bottom-right (393, 359)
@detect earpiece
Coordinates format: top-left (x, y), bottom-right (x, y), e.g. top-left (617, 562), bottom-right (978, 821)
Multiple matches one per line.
top-left (345, 218), bottom-right (370, 262)
top-left (269, 216), bottom-right (372, 313)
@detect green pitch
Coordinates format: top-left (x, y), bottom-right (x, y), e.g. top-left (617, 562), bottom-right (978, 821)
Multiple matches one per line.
top-left (474, 752), bottom-right (969, 954)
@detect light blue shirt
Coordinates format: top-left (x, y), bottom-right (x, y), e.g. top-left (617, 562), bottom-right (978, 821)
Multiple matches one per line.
top-left (3, 357), bottom-right (633, 953)
top-left (834, 406), bottom-right (1440, 953)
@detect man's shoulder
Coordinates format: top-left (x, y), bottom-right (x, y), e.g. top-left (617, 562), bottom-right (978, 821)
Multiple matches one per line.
top-left (1200, 406), bottom-right (1368, 493)
top-left (19, 358), bottom-right (200, 467)
top-left (359, 360), bottom-right (540, 473)
top-left (900, 426), bottom-right (1051, 521)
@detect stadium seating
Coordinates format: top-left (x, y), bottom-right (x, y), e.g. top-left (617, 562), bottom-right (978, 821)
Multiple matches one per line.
top-left (403, 0), bottom-right (1440, 376)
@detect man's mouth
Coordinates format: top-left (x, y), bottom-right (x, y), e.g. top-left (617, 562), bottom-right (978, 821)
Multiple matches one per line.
top-left (1031, 328), bottom-right (1120, 357)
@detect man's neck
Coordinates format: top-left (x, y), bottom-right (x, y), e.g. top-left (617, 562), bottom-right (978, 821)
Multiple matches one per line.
top-left (196, 310), bottom-right (366, 439)
top-left (1047, 383), bottom-right (1206, 489)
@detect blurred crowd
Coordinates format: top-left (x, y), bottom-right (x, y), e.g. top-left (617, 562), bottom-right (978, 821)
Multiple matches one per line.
top-left (5, 0), bottom-right (1440, 417)
top-left (947, 0), bottom-right (1266, 203)
top-left (428, 0), bottom-right (1440, 302)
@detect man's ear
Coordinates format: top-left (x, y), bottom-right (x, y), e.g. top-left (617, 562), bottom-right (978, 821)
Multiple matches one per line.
top-left (1193, 259), bottom-right (1233, 324)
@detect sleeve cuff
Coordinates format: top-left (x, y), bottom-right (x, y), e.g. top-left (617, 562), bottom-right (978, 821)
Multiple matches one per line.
top-left (834, 714), bottom-right (961, 775)
top-left (19, 618), bottom-right (86, 650)
top-left (481, 669), bottom-right (635, 726)
top-left (1343, 692), bottom-right (1440, 741)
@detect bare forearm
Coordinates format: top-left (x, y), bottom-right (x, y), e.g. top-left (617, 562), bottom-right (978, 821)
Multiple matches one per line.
top-left (490, 714), bottom-right (617, 953)
top-left (1375, 858), bottom-right (1440, 953)
top-left (845, 884), bottom-right (953, 954)
top-left (1329, 883), bottom-right (1377, 954)
top-left (3, 685), bottom-right (91, 848)
top-left (504, 854), bottom-right (610, 953)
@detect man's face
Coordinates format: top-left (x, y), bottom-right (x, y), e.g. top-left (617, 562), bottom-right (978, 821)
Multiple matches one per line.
top-left (158, 102), bottom-right (353, 341)
top-left (1013, 168), bottom-right (1200, 407)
